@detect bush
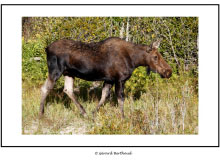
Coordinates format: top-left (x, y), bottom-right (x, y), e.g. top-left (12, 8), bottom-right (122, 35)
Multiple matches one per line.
top-left (22, 38), bottom-right (47, 85)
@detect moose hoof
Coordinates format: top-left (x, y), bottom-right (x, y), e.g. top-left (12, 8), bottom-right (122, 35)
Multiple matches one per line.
top-left (92, 110), bottom-right (97, 117)
top-left (38, 113), bottom-right (44, 119)
top-left (80, 110), bottom-right (87, 118)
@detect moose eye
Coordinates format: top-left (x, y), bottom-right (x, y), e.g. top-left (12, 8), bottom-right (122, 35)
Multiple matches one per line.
top-left (153, 55), bottom-right (158, 61)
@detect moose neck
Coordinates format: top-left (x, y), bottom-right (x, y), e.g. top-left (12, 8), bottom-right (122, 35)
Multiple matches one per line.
top-left (130, 45), bottom-right (148, 68)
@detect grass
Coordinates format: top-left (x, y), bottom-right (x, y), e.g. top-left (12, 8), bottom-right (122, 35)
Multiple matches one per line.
top-left (22, 72), bottom-right (198, 135)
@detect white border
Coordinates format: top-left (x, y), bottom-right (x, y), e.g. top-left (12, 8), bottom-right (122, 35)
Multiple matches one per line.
top-left (2, 5), bottom-right (219, 146)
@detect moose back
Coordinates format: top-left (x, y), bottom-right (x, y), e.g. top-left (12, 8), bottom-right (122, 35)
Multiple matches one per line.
top-left (40, 37), bottom-right (172, 118)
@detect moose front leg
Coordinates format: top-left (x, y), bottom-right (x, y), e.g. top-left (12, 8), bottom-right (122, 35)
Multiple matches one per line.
top-left (115, 81), bottom-right (125, 118)
top-left (63, 76), bottom-right (86, 116)
top-left (39, 78), bottom-right (55, 118)
top-left (93, 82), bottom-right (113, 116)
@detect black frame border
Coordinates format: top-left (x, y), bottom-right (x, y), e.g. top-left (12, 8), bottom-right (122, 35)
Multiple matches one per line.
top-left (1, 3), bottom-right (219, 148)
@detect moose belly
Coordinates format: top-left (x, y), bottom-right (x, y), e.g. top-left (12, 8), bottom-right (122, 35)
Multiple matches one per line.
top-left (63, 68), bottom-right (109, 81)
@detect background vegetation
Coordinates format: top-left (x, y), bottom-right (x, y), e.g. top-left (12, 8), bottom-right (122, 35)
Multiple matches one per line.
top-left (22, 17), bottom-right (198, 134)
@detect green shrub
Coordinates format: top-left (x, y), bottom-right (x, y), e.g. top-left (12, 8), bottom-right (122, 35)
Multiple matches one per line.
top-left (22, 39), bottom-right (47, 85)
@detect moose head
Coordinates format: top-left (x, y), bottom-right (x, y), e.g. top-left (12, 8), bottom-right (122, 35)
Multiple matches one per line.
top-left (146, 40), bottom-right (172, 78)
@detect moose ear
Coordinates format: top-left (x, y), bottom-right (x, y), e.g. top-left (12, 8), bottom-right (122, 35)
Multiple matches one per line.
top-left (152, 40), bottom-right (161, 49)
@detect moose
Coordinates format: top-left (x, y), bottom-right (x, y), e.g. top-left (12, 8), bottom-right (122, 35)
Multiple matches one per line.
top-left (40, 37), bottom-right (172, 118)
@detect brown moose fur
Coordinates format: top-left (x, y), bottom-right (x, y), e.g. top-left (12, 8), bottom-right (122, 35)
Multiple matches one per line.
top-left (39, 37), bottom-right (172, 118)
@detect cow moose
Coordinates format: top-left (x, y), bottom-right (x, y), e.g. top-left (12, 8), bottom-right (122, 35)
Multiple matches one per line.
top-left (40, 37), bottom-right (172, 118)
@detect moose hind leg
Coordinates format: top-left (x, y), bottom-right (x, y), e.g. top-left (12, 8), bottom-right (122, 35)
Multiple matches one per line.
top-left (39, 78), bottom-right (55, 117)
top-left (63, 76), bottom-right (86, 115)
top-left (93, 82), bottom-right (113, 115)
top-left (115, 81), bottom-right (125, 118)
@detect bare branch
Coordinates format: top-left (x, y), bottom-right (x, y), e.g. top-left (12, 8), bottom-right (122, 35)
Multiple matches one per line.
top-left (162, 19), bottom-right (180, 67)
top-left (120, 22), bottom-right (124, 39)
top-left (126, 17), bottom-right (130, 41)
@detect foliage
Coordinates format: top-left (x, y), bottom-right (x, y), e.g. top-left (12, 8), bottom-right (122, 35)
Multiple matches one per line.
top-left (22, 17), bottom-right (198, 92)
top-left (22, 38), bottom-right (47, 85)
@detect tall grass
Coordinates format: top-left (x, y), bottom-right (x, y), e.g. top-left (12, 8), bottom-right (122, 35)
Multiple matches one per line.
top-left (22, 71), bottom-right (198, 135)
